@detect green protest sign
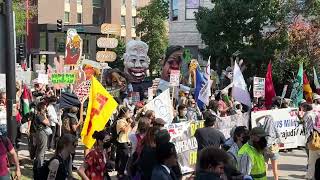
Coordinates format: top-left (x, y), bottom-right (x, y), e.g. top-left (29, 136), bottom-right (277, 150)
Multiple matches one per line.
top-left (51, 73), bottom-right (76, 84)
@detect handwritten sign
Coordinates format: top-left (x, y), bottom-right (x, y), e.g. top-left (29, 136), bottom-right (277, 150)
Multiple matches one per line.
top-left (74, 80), bottom-right (91, 103)
top-left (51, 73), bottom-right (76, 84)
top-left (170, 70), bottom-right (180, 87)
top-left (96, 51), bottom-right (117, 62)
top-left (38, 73), bottom-right (49, 84)
top-left (101, 24), bottom-right (121, 35)
top-left (97, 38), bottom-right (118, 49)
top-left (253, 77), bottom-right (265, 98)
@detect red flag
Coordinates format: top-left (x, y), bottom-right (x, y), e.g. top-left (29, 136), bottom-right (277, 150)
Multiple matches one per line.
top-left (265, 62), bottom-right (276, 108)
top-left (303, 72), bottom-right (313, 103)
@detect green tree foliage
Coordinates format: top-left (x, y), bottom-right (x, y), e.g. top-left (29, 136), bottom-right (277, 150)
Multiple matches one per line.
top-left (136, 0), bottom-right (169, 74)
top-left (195, 0), bottom-right (291, 75)
top-left (13, 0), bottom-right (37, 38)
top-left (109, 37), bottom-right (126, 70)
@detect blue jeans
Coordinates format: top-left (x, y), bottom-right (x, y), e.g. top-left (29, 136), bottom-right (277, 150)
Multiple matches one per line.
top-left (0, 174), bottom-right (10, 180)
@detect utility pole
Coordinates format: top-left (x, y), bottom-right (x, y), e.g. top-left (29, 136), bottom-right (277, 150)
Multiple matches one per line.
top-left (4, 0), bottom-right (17, 143)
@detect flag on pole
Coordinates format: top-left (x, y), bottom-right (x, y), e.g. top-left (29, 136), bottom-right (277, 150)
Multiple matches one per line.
top-left (265, 61), bottom-right (276, 108)
top-left (195, 68), bottom-right (205, 110)
top-left (22, 85), bottom-right (31, 115)
top-left (198, 58), bottom-right (212, 106)
top-left (290, 63), bottom-right (303, 107)
top-left (303, 72), bottom-right (313, 103)
top-left (313, 67), bottom-right (320, 95)
top-left (232, 61), bottom-right (251, 107)
top-left (81, 77), bottom-right (118, 149)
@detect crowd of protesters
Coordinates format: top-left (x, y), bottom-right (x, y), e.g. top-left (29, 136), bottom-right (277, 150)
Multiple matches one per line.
top-left (0, 75), bottom-right (318, 180)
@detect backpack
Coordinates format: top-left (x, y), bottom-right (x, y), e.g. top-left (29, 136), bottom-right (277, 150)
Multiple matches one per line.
top-left (33, 155), bottom-right (66, 180)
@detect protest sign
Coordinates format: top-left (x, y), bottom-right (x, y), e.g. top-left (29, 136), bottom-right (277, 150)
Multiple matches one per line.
top-left (16, 71), bottom-right (33, 86)
top-left (0, 74), bottom-right (5, 92)
top-left (51, 73), bottom-right (76, 84)
top-left (96, 51), bottom-right (117, 62)
top-left (148, 87), bottom-right (153, 101)
top-left (38, 73), bottom-right (49, 84)
top-left (65, 29), bottom-right (83, 65)
top-left (165, 112), bottom-right (250, 174)
top-left (74, 80), bottom-right (91, 103)
top-left (253, 77), bottom-right (265, 98)
top-left (97, 37), bottom-right (118, 49)
top-left (101, 23), bottom-right (121, 35)
top-left (251, 108), bottom-right (305, 149)
top-left (170, 70), bottom-right (180, 87)
top-left (130, 92), bottom-right (140, 105)
top-left (145, 89), bottom-right (174, 124)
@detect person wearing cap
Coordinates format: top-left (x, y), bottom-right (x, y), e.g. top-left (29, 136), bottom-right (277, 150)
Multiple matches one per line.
top-left (153, 118), bottom-right (166, 129)
top-left (238, 127), bottom-right (268, 180)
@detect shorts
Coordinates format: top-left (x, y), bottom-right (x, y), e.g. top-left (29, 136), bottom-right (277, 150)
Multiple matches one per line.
top-left (264, 148), bottom-right (280, 161)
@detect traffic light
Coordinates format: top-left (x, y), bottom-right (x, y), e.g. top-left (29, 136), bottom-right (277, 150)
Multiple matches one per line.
top-left (18, 44), bottom-right (24, 60)
top-left (57, 19), bottom-right (63, 32)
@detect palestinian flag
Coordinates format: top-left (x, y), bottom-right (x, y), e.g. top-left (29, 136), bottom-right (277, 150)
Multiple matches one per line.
top-left (22, 85), bottom-right (31, 115)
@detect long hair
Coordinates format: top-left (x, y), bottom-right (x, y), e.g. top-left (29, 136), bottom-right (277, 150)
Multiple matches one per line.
top-left (136, 126), bottom-right (160, 154)
top-left (55, 134), bottom-right (76, 155)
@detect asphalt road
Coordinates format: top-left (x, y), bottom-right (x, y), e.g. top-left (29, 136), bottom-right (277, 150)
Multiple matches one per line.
top-left (16, 136), bottom-right (308, 180)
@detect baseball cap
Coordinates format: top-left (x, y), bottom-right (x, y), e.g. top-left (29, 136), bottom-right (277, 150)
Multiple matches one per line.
top-left (250, 127), bottom-right (267, 137)
top-left (154, 118), bottom-right (166, 125)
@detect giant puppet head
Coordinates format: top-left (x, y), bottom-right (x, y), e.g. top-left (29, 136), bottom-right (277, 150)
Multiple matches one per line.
top-left (123, 40), bottom-right (150, 83)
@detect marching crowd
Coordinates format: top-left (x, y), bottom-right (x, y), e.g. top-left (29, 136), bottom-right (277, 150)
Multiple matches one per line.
top-left (0, 79), bottom-right (319, 180)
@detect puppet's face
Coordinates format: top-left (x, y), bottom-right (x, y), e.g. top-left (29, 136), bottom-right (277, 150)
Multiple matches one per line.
top-left (161, 50), bottom-right (183, 81)
top-left (124, 40), bottom-right (150, 83)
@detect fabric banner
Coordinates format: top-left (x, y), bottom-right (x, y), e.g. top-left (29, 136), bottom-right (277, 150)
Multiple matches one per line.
top-left (165, 112), bottom-right (250, 174)
top-left (251, 108), bottom-right (306, 149)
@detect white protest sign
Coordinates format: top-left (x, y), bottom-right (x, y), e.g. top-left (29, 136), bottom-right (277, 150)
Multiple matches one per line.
top-left (145, 89), bottom-right (174, 124)
top-left (251, 108), bottom-right (305, 149)
top-left (253, 77), bottom-right (265, 98)
top-left (38, 73), bottom-right (49, 84)
top-left (0, 74), bottom-right (5, 92)
top-left (170, 70), bottom-right (180, 87)
top-left (148, 87), bottom-right (153, 102)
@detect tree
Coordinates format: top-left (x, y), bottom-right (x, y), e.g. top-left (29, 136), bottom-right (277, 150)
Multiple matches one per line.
top-left (13, 0), bottom-right (37, 38)
top-left (109, 37), bottom-right (126, 70)
top-left (195, 0), bottom-right (291, 75)
top-left (136, 0), bottom-right (169, 74)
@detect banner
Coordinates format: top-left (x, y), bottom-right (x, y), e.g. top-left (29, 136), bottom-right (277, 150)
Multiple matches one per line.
top-left (251, 108), bottom-right (305, 149)
top-left (166, 112), bottom-right (250, 174)
top-left (253, 77), bottom-right (265, 98)
top-left (145, 89), bottom-right (174, 124)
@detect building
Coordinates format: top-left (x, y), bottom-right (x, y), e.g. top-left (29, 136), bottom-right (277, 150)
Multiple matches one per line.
top-left (168, 0), bottom-right (213, 59)
top-left (29, 0), bottom-right (149, 65)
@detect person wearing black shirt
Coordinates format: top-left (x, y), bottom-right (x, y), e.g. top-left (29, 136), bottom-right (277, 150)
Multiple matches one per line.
top-left (194, 111), bottom-right (226, 151)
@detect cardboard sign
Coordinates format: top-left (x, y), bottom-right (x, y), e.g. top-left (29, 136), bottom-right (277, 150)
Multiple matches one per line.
top-left (51, 73), bottom-right (76, 84)
top-left (253, 77), bottom-right (265, 98)
top-left (170, 70), bottom-right (180, 87)
top-left (74, 80), bottom-right (91, 103)
top-left (96, 51), bottom-right (117, 62)
top-left (101, 23), bottom-right (121, 35)
top-left (38, 73), bottom-right (49, 84)
top-left (97, 38), bottom-right (118, 49)
top-left (65, 29), bottom-right (83, 65)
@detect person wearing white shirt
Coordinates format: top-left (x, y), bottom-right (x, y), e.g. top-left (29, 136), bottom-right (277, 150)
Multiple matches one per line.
top-left (47, 97), bottom-right (59, 151)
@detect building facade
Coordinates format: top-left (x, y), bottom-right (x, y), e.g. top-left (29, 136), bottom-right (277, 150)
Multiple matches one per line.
top-left (168, 0), bottom-right (213, 59)
top-left (29, 0), bottom-right (149, 65)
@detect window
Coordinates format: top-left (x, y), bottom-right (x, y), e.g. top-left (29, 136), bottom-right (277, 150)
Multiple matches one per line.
top-left (64, 12), bottom-right (70, 23)
top-left (77, 13), bottom-right (82, 24)
top-left (132, 0), bottom-right (137, 7)
top-left (93, 0), bottom-right (102, 7)
top-left (185, 0), bottom-right (199, 20)
top-left (65, 0), bottom-right (70, 4)
top-left (132, 17), bottom-right (137, 27)
top-left (121, 16), bottom-right (126, 26)
top-left (122, 0), bottom-right (126, 6)
top-left (77, 0), bottom-right (82, 5)
top-left (171, 0), bottom-right (178, 21)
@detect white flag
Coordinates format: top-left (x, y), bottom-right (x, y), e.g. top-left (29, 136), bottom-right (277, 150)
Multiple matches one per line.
top-left (314, 67), bottom-right (320, 89)
top-left (232, 61), bottom-right (251, 107)
top-left (144, 89), bottom-right (174, 124)
top-left (198, 58), bottom-right (212, 106)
